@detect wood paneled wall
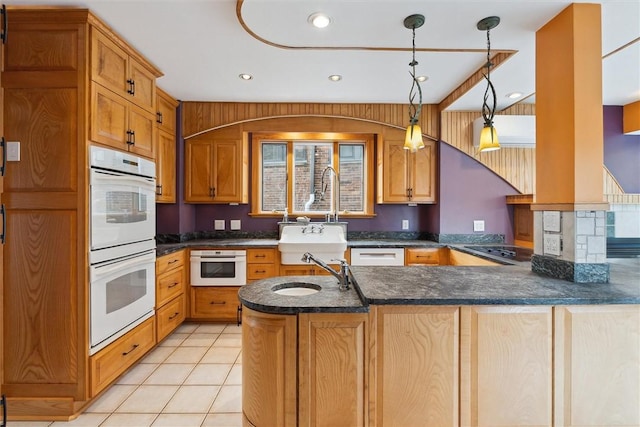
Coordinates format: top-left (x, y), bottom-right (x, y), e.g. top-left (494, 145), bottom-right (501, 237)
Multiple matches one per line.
top-left (440, 104), bottom-right (537, 194)
top-left (182, 102), bottom-right (439, 141)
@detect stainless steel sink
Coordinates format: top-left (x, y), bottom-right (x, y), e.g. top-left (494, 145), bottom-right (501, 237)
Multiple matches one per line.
top-left (272, 282), bottom-right (321, 296)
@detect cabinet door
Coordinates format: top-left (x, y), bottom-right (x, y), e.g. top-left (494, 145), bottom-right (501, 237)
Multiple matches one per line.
top-left (156, 89), bottom-right (178, 134)
top-left (373, 305), bottom-right (459, 427)
top-left (379, 139), bottom-right (410, 203)
top-left (190, 286), bottom-right (240, 321)
top-left (156, 268), bottom-right (184, 307)
top-left (184, 140), bottom-right (214, 202)
top-left (127, 102), bottom-right (156, 159)
top-left (460, 306), bottom-right (552, 427)
top-left (298, 313), bottom-right (368, 427)
top-left (410, 141), bottom-right (435, 202)
top-left (128, 57), bottom-right (156, 112)
top-left (156, 294), bottom-right (186, 343)
top-left (212, 140), bottom-right (245, 203)
top-left (91, 28), bottom-right (129, 96)
top-left (91, 83), bottom-right (128, 149)
top-left (156, 129), bottom-right (176, 203)
top-left (242, 307), bottom-right (297, 427)
top-left (554, 305), bottom-right (640, 427)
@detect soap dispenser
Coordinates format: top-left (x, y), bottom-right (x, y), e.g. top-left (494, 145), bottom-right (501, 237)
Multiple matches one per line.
top-left (283, 208), bottom-right (288, 223)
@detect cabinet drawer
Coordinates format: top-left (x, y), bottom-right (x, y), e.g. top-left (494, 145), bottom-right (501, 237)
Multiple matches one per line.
top-left (157, 268), bottom-right (185, 307)
top-left (247, 263), bottom-right (277, 281)
top-left (90, 317), bottom-right (156, 396)
top-left (247, 248), bottom-right (276, 264)
top-left (406, 248), bottom-right (441, 265)
top-left (157, 294), bottom-right (186, 342)
top-left (191, 286), bottom-right (240, 321)
top-left (157, 250), bottom-right (185, 275)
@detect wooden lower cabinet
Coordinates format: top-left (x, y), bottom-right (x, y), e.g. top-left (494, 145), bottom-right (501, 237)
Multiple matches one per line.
top-left (90, 317), bottom-right (156, 396)
top-left (242, 307), bottom-right (297, 427)
top-left (156, 250), bottom-right (186, 342)
top-left (460, 306), bottom-right (553, 427)
top-left (298, 313), bottom-right (368, 427)
top-left (156, 294), bottom-right (186, 341)
top-left (554, 305), bottom-right (640, 427)
top-left (371, 305), bottom-right (459, 427)
top-left (190, 286), bottom-right (240, 322)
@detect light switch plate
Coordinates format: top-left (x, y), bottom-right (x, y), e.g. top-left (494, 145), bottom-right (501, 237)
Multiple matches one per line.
top-left (214, 220), bottom-right (225, 230)
top-left (230, 220), bottom-right (241, 230)
top-left (7, 141), bottom-right (20, 161)
top-left (402, 220), bottom-right (409, 230)
top-left (543, 233), bottom-right (561, 256)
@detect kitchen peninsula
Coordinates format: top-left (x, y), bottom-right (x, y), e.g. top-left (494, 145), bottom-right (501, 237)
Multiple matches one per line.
top-left (239, 261), bottom-right (640, 427)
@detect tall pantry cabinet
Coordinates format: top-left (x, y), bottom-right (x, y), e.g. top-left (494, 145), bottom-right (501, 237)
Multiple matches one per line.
top-left (1, 8), bottom-right (162, 420)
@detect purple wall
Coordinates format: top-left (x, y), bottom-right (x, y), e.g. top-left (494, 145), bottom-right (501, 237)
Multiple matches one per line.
top-left (436, 142), bottom-right (519, 241)
top-left (603, 106), bottom-right (640, 193)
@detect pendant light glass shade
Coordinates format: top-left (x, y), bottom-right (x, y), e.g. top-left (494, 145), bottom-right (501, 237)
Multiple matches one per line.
top-left (404, 124), bottom-right (425, 152)
top-left (478, 125), bottom-right (500, 152)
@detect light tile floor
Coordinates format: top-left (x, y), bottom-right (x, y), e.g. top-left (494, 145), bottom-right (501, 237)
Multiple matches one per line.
top-left (9, 323), bottom-right (243, 427)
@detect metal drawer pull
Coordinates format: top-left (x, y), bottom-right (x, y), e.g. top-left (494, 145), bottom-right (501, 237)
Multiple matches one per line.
top-left (255, 254), bottom-right (266, 258)
top-left (167, 282), bottom-right (179, 288)
top-left (255, 270), bottom-right (266, 273)
top-left (209, 301), bottom-right (227, 305)
top-left (167, 259), bottom-right (179, 264)
top-left (168, 312), bottom-right (180, 320)
top-left (122, 344), bottom-right (139, 356)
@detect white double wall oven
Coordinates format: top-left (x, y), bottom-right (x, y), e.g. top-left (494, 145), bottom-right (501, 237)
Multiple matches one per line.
top-left (89, 146), bottom-right (156, 355)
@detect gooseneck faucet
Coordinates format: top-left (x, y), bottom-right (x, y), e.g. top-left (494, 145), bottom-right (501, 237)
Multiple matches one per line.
top-left (320, 166), bottom-right (340, 222)
top-left (301, 252), bottom-right (350, 291)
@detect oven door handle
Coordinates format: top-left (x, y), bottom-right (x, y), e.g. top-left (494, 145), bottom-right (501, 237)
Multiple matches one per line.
top-left (196, 256), bottom-right (245, 261)
top-left (91, 169), bottom-right (156, 191)
top-left (92, 250), bottom-right (156, 276)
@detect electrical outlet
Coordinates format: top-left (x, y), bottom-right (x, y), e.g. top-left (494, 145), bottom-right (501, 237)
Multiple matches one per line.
top-left (230, 219), bottom-right (241, 230)
top-left (473, 220), bottom-right (485, 232)
top-left (402, 219), bottom-right (409, 230)
top-left (214, 220), bottom-right (225, 230)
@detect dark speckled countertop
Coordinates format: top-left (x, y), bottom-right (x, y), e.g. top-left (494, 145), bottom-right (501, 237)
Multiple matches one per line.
top-left (158, 238), bottom-right (640, 313)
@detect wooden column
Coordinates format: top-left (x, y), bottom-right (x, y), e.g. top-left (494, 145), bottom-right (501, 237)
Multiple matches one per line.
top-left (535, 3), bottom-right (606, 208)
top-left (532, 4), bottom-right (609, 283)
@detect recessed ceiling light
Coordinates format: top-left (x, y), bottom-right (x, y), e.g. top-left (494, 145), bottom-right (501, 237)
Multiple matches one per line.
top-left (308, 12), bottom-right (331, 29)
top-left (416, 75), bottom-right (428, 82)
top-left (328, 74), bottom-right (342, 82)
top-left (506, 92), bottom-right (523, 99)
top-left (238, 73), bottom-right (253, 81)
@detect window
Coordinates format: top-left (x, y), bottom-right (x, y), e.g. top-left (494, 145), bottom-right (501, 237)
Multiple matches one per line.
top-left (251, 132), bottom-right (374, 217)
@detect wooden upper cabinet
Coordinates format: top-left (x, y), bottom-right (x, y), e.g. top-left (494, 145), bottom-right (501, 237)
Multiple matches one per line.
top-left (156, 88), bottom-right (178, 134)
top-left (184, 139), bottom-right (248, 203)
top-left (378, 138), bottom-right (436, 204)
top-left (91, 27), bottom-right (156, 112)
top-left (155, 88), bottom-right (178, 203)
top-left (91, 83), bottom-right (156, 159)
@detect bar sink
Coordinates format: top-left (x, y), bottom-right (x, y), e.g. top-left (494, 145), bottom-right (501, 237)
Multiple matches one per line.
top-left (272, 282), bottom-right (321, 296)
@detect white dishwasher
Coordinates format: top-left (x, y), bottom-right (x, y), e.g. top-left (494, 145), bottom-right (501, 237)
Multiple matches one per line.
top-left (350, 247), bottom-right (405, 266)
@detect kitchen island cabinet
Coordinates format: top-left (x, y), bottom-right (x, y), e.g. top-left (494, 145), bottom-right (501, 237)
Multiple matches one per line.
top-left (239, 265), bottom-right (640, 427)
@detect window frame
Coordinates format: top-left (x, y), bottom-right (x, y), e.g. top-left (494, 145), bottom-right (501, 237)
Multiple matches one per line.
top-left (250, 132), bottom-right (375, 218)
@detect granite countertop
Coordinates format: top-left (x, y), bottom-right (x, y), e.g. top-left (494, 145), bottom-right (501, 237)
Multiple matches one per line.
top-left (237, 260), bottom-right (640, 314)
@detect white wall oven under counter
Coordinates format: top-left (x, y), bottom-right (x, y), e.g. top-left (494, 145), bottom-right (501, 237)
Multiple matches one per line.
top-left (89, 146), bottom-right (156, 355)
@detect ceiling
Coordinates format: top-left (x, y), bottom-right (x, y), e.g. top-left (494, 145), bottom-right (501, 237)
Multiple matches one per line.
top-left (7, 0), bottom-right (640, 111)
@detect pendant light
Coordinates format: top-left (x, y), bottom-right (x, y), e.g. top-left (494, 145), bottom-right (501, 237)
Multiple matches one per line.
top-left (403, 14), bottom-right (425, 152)
top-left (477, 16), bottom-right (501, 152)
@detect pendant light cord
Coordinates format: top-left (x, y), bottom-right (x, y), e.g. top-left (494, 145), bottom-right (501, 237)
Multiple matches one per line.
top-left (481, 27), bottom-right (497, 130)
